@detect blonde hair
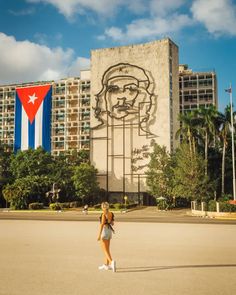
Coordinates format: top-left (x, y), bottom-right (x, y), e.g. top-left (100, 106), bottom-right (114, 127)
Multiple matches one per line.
top-left (101, 202), bottom-right (109, 210)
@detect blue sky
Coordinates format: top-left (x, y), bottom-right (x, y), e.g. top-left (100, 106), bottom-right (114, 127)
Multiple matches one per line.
top-left (0, 0), bottom-right (236, 111)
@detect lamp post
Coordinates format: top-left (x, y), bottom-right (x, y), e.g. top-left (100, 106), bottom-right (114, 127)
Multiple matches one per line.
top-left (229, 84), bottom-right (236, 201)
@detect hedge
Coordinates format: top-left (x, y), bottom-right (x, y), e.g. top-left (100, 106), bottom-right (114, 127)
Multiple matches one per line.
top-left (28, 203), bottom-right (44, 210)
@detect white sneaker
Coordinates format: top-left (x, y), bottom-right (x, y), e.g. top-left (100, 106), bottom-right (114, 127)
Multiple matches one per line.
top-left (110, 260), bottom-right (116, 272)
top-left (107, 265), bottom-right (112, 270)
top-left (98, 264), bottom-right (109, 270)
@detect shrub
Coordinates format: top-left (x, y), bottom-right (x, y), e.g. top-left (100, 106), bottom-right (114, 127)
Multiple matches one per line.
top-left (219, 194), bottom-right (231, 202)
top-left (113, 203), bottom-right (125, 210)
top-left (28, 203), bottom-right (44, 210)
top-left (94, 204), bottom-right (101, 209)
top-left (49, 203), bottom-right (62, 210)
top-left (219, 202), bottom-right (236, 212)
top-left (69, 201), bottom-right (80, 208)
top-left (207, 200), bottom-right (217, 212)
top-left (60, 202), bottom-right (70, 209)
top-left (175, 197), bottom-right (190, 208)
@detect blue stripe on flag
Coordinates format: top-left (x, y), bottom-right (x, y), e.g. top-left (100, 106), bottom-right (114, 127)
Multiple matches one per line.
top-left (14, 93), bottom-right (22, 152)
top-left (42, 86), bottom-right (52, 152)
top-left (28, 119), bottom-right (35, 149)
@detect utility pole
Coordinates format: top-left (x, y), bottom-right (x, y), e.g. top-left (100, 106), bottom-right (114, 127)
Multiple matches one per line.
top-left (229, 84), bottom-right (236, 200)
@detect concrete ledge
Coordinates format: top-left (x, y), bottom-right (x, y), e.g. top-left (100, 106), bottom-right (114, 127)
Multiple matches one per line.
top-left (191, 209), bottom-right (236, 218)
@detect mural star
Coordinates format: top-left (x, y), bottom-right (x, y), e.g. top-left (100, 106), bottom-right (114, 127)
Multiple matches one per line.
top-left (28, 93), bottom-right (38, 104)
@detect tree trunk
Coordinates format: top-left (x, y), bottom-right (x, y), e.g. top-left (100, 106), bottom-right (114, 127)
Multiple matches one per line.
top-left (205, 131), bottom-right (208, 175)
top-left (187, 128), bottom-right (192, 158)
top-left (193, 137), bottom-right (196, 155)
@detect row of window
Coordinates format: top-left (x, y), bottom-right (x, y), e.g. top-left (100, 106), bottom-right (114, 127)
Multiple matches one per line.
top-left (182, 93), bottom-right (213, 103)
top-left (180, 79), bottom-right (213, 88)
top-left (181, 102), bottom-right (213, 110)
top-left (181, 74), bottom-right (213, 81)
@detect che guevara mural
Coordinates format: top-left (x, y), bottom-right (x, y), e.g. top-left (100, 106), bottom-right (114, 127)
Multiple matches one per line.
top-left (91, 62), bottom-right (157, 197)
top-left (93, 63), bottom-right (155, 136)
top-left (90, 40), bottom-right (178, 199)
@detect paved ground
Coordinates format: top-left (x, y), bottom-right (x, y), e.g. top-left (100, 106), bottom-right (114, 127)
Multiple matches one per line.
top-left (0, 219), bottom-right (236, 295)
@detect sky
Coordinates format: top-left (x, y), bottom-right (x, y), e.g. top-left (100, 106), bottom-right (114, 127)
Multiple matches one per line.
top-left (0, 0), bottom-right (236, 111)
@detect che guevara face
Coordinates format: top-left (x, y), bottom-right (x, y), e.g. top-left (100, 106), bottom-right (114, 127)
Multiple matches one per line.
top-left (104, 77), bottom-right (141, 119)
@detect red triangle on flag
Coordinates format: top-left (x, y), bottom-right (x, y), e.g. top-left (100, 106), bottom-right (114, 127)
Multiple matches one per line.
top-left (16, 85), bottom-right (51, 124)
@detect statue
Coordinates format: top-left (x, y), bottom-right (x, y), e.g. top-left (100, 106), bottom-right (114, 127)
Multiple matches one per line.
top-left (46, 183), bottom-right (61, 203)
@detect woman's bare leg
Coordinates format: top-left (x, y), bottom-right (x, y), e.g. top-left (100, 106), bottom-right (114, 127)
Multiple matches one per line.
top-left (101, 239), bottom-right (112, 264)
top-left (107, 239), bottom-right (112, 263)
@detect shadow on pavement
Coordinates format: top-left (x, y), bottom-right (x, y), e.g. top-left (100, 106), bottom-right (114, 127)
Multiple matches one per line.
top-left (117, 264), bottom-right (236, 273)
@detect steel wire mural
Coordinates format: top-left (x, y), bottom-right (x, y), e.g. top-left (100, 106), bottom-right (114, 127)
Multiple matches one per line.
top-left (93, 63), bottom-right (156, 136)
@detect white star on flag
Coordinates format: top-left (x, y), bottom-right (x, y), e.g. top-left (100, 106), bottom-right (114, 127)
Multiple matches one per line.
top-left (28, 93), bottom-right (38, 104)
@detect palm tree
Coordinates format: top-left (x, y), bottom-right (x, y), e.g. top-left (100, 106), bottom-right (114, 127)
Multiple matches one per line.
top-left (217, 105), bottom-right (236, 195)
top-left (176, 111), bottom-right (199, 156)
top-left (196, 105), bottom-right (218, 175)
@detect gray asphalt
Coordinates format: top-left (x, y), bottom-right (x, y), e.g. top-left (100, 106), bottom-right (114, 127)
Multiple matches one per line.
top-left (1, 207), bottom-right (236, 225)
top-left (0, 218), bottom-right (236, 295)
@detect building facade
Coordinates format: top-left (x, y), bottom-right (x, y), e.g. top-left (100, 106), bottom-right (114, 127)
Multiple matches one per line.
top-left (0, 70), bottom-right (91, 155)
top-left (179, 64), bottom-right (218, 113)
top-left (51, 71), bottom-right (90, 156)
top-left (90, 38), bottom-right (179, 201)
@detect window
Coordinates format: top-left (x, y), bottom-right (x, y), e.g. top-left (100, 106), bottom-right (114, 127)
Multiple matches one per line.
top-left (184, 80), bottom-right (197, 88)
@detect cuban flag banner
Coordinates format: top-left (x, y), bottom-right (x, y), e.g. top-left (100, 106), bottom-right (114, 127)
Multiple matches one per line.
top-left (14, 84), bottom-right (52, 152)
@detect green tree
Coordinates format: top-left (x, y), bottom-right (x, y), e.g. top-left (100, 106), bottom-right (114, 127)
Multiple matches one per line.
top-left (2, 175), bottom-right (51, 209)
top-left (50, 154), bottom-right (75, 202)
top-left (146, 142), bottom-right (172, 199)
top-left (10, 147), bottom-right (53, 179)
top-left (72, 163), bottom-right (100, 204)
top-left (6, 147), bottom-right (56, 208)
top-left (176, 111), bottom-right (200, 156)
top-left (196, 105), bottom-right (218, 175)
top-left (0, 144), bottom-right (13, 207)
top-left (65, 149), bottom-right (89, 166)
top-left (172, 143), bottom-right (215, 202)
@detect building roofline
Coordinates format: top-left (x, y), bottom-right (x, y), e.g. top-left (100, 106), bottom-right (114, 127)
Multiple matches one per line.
top-left (91, 37), bottom-right (178, 54)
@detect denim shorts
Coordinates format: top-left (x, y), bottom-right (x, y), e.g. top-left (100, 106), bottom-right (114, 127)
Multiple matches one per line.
top-left (101, 226), bottom-right (112, 240)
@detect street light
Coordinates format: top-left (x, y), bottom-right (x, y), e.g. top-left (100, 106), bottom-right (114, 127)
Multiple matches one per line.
top-left (226, 84), bottom-right (236, 201)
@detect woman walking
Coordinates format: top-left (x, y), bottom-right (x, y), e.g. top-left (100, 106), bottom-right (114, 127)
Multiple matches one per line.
top-left (97, 202), bottom-right (116, 272)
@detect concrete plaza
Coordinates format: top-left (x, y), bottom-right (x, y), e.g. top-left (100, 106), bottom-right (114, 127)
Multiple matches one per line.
top-left (0, 219), bottom-right (236, 295)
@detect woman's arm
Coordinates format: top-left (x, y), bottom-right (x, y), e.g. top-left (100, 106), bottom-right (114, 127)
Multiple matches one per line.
top-left (109, 212), bottom-right (114, 225)
top-left (97, 214), bottom-right (106, 241)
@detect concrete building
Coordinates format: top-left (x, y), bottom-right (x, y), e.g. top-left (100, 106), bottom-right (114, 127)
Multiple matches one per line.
top-left (51, 71), bottom-right (90, 156)
top-left (0, 70), bottom-right (91, 155)
top-left (179, 64), bottom-right (218, 113)
top-left (0, 85), bottom-right (15, 148)
top-left (90, 38), bottom-right (179, 202)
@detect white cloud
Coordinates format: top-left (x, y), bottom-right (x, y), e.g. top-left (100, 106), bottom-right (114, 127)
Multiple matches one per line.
top-left (68, 57), bottom-right (90, 76)
top-left (8, 7), bottom-right (36, 16)
top-left (191, 0), bottom-right (236, 36)
top-left (100, 0), bottom-right (192, 43)
top-left (104, 14), bottom-right (193, 42)
top-left (105, 27), bottom-right (124, 41)
top-left (34, 32), bottom-right (48, 45)
top-left (150, 0), bottom-right (186, 16)
top-left (126, 0), bottom-right (147, 14)
top-left (26, 0), bottom-right (123, 18)
top-left (0, 32), bottom-right (90, 84)
top-left (26, 0), bottom-right (151, 19)
top-left (34, 32), bottom-right (63, 45)
top-left (97, 35), bottom-right (106, 41)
